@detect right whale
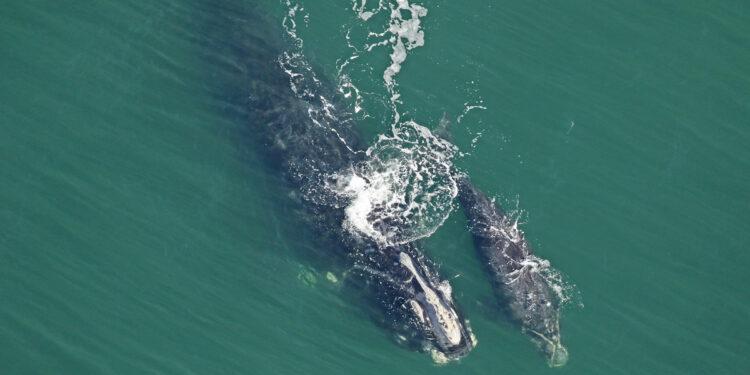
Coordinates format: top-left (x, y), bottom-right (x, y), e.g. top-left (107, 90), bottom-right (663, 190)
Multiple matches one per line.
top-left (457, 176), bottom-right (568, 367)
top-left (437, 116), bottom-right (569, 367)
top-left (202, 2), bottom-right (475, 361)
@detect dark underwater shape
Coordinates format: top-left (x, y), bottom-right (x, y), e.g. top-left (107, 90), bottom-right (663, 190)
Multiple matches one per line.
top-left (201, 1), bottom-right (475, 361)
top-left (457, 177), bottom-right (568, 367)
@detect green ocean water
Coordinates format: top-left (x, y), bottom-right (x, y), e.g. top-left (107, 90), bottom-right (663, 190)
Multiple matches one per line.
top-left (1, 0), bottom-right (749, 374)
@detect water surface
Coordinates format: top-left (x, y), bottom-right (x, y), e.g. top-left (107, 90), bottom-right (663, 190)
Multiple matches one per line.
top-left (1, 0), bottom-right (748, 374)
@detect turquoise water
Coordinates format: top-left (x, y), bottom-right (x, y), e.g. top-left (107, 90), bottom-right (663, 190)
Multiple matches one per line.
top-left (1, 0), bottom-right (749, 374)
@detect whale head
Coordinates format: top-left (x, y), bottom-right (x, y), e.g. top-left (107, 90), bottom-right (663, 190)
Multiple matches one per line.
top-left (396, 250), bottom-right (475, 361)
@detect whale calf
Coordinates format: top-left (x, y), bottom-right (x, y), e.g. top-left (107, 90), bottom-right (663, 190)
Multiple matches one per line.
top-left (437, 114), bottom-right (568, 366)
top-left (457, 177), bottom-right (568, 367)
top-left (203, 1), bottom-right (475, 361)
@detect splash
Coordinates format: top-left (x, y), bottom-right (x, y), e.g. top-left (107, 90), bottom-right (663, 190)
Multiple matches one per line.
top-left (381, 1), bottom-right (428, 93)
top-left (339, 0), bottom-right (429, 121)
top-left (334, 1), bottom-right (460, 245)
top-left (495, 196), bottom-right (582, 309)
top-left (279, 0), bottom-right (359, 155)
top-left (336, 121), bottom-right (458, 245)
top-left (536, 258), bottom-right (583, 309)
top-left (281, 1), bottom-right (459, 247)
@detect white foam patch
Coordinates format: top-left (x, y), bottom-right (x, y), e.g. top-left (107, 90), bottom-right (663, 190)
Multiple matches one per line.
top-left (493, 198), bottom-right (583, 309)
top-left (382, 1), bottom-right (427, 91)
top-left (457, 103), bottom-right (487, 124)
top-left (340, 0), bottom-right (429, 121)
top-left (352, 0), bottom-right (384, 21)
top-left (278, 1), bottom-right (362, 156)
top-left (281, 1), bottom-right (460, 247)
top-left (503, 252), bottom-right (581, 310)
top-left (282, 1), bottom-right (304, 49)
top-left (334, 121), bottom-right (457, 245)
top-left (539, 259), bottom-right (583, 309)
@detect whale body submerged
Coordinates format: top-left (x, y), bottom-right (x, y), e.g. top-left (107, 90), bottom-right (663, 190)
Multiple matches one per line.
top-left (457, 177), bottom-right (568, 367)
top-left (437, 114), bottom-right (569, 366)
top-left (204, 2), bottom-right (475, 361)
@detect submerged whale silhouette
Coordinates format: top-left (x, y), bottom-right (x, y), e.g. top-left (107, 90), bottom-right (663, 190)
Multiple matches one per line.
top-left (203, 1), bottom-right (475, 361)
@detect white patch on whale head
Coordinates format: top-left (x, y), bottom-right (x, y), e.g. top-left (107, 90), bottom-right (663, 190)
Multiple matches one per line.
top-left (399, 252), bottom-right (462, 348)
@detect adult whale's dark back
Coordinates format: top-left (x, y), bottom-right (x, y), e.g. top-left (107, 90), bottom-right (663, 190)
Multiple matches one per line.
top-left (199, 1), bottom-right (475, 361)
